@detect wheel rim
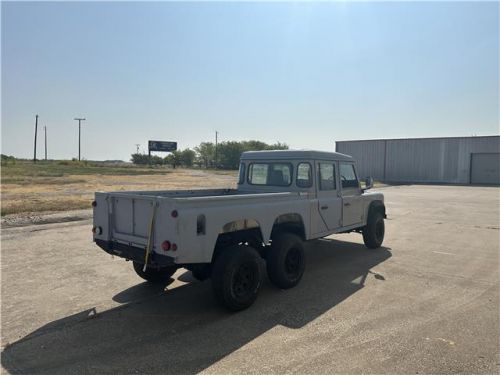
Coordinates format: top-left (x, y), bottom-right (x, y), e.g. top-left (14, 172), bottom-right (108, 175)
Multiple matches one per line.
top-left (375, 219), bottom-right (384, 242)
top-left (232, 262), bottom-right (257, 299)
top-left (284, 247), bottom-right (303, 279)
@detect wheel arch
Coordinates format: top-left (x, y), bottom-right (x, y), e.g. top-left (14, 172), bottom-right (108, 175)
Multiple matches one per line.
top-left (211, 218), bottom-right (265, 263)
top-left (270, 213), bottom-right (307, 241)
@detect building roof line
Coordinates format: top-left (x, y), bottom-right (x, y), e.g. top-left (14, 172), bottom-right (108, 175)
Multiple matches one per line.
top-left (335, 135), bottom-right (500, 143)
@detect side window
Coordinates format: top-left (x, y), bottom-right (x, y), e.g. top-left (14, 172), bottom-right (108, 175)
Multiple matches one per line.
top-left (340, 163), bottom-right (359, 188)
top-left (238, 163), bottom-right (245, 184)
top-left (296, 163), bottom-right (312, 188)
top-left (319, 163), bottom-right (336, 190)
top-left (248, 164), bottom-right (268, 185)
top-left (248, 163), bottom-right (292, 186)
top-left (270, 164), bottom-right (292, 186)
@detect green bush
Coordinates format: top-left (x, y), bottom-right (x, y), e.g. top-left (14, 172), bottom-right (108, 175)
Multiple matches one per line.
top-left (132, 140), bottom-right (289, 170)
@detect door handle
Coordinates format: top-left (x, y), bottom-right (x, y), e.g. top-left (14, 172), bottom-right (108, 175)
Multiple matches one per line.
top-left (344, 202), bottom-right (351, 207)
top-left (321, 205), bottom-right (329, 210)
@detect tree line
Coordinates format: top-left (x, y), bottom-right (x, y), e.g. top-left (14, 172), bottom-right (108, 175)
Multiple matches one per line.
top-left (131, 140), bottom-right (289, 169)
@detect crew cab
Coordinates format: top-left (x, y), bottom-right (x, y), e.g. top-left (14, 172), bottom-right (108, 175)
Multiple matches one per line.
top-left (92, 150), bottom-right (386, 311)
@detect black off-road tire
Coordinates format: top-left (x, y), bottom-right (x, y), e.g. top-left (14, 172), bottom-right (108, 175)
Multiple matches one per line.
top-left (267, 233), bottom-right (306, 289)
top-left (132, 261), bottom-right (177, 283)
top-left (191, 265), bottom-right (211, 281)
top-left (211, 246), bottom-right (262, 311)
top-left (362, 211), bottom-right (385, 249)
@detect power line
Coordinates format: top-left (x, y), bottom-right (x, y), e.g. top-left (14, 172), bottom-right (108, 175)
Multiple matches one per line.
top-left (74, 118), bottom-right (86, 161)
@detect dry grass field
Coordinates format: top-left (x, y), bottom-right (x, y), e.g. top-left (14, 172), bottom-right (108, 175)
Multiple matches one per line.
top-left (1, 160), bottom-right (236, 216)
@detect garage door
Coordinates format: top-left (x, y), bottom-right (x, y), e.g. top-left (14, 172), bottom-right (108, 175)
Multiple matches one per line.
top-left (470, 153), bottom-right (500, 185)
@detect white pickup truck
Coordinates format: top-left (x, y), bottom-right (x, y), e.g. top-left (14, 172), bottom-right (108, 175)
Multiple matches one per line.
top-left (92, 150), bottom-right (386, 311)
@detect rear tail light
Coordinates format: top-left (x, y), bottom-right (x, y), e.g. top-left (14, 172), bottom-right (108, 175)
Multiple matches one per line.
top-left (161, 240), bottom-right (171, 251)
top-left (171, 243), bottom-right (177, 251)
top-left (171, 210), bottom-right (178, 218)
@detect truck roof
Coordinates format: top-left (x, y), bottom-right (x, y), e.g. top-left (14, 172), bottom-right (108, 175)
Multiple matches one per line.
top-left (241, 149), bottom-right (353, 162)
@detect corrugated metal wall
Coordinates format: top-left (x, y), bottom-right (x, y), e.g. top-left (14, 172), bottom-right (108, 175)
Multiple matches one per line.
top-left (336, 136), bottom-right (500, 184)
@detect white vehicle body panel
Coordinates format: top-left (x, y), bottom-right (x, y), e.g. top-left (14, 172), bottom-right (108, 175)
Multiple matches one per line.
top-left (93, 150), bottom-right (384, 265)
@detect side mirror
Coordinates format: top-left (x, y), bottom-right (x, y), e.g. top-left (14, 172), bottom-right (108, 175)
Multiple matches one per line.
top-left (364, 177), bottom-right (374, 190)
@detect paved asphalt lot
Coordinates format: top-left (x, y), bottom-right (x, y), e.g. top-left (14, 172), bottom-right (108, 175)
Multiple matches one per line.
top-left (1, 185), bottom-right (499, 374)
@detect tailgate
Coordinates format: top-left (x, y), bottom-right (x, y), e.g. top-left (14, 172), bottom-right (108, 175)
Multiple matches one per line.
top-left (111, 194), bottom-right (158, 246)
top-left (93, 192), bottom-right (176, 254)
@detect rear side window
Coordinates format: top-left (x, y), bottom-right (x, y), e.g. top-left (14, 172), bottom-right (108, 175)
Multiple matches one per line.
top-left (340, 163), bottom-right (359, 188)
top-left (296, 163), bottom-right (312, 188)
top-left (248, 164), bottom-right (268, 185)
top-left (238, 163), bottom-right (245, 184)
top-left (248, 163), bottom-right (292, 186)
top-left (319, 163), bottom-right (336, 190)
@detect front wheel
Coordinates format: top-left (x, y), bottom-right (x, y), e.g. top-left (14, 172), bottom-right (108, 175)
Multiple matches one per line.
top-left (362, 212), bottom-right (385, 249)
top-left (211, 246), bottom-right (262, 311)
top-left (132, 261), bottom-right (177, 283)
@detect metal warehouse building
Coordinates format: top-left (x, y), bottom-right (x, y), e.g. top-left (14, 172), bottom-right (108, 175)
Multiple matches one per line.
top-left (335, 136), bottom-right (500, 185)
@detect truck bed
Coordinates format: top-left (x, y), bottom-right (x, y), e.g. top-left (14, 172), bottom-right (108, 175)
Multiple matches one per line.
top-left (93, 188), bottom-right (306, 262)
top-left (103, 188), bottom-right (298, 202)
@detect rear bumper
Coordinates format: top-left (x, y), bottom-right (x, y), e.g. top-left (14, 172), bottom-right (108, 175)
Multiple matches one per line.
top-left (95, 239), bottom-right (176, 267)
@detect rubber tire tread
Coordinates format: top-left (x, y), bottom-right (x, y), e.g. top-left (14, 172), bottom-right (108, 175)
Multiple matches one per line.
top-left (132, 261), bottom-right (177, 283)
top-left (192, 266), bottom-right (211, 281)
top-left (211, 246), bottom-right (262, 311)
top-left (362, 211), bottom-right (385, 249)
top-left (267, 233), bottom-right (306, 289)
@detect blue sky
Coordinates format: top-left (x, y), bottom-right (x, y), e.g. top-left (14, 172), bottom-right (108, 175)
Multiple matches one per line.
top-left (2, 1), bottom-right (499, 161)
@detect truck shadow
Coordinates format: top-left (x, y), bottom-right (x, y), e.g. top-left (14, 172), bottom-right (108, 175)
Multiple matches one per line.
top-left (1, 239), bottom-right (391, 374)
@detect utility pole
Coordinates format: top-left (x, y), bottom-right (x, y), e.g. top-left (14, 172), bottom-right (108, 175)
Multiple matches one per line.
top-left (74, 118), bottom-right (86, 161)
top-left (33, 114), bottom-right (39, 163)
top-left (135, 144), bottom-right (140, 154)
top-left (44, 126), bottom-right (47, 160)
top-left (215, 130), bottom-right (218, 169)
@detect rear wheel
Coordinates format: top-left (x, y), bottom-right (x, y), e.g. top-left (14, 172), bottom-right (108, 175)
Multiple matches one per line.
top-left (211, 246), bottom-right (262, 311)
top-left (190, 264), bottom-right (211, 281)
top-left (362, 212), bottom-right (385, 249)
top-left (132, 261), bottom-right (177, 283)
top-left (267, 233), bottom-right (306, 289)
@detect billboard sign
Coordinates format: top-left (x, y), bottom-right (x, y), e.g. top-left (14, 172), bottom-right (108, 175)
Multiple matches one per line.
top-left (148, 140), bottom-right (177, 153)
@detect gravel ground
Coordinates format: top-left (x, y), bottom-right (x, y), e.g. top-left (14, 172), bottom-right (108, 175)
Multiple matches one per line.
top-left (1, 209), bottom-right (92, 228)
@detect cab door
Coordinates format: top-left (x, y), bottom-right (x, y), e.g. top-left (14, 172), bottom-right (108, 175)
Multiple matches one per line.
top-left (315, 161), bottom-right (342, 231)
top-left (339, 162), bottom-right (364, 227)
